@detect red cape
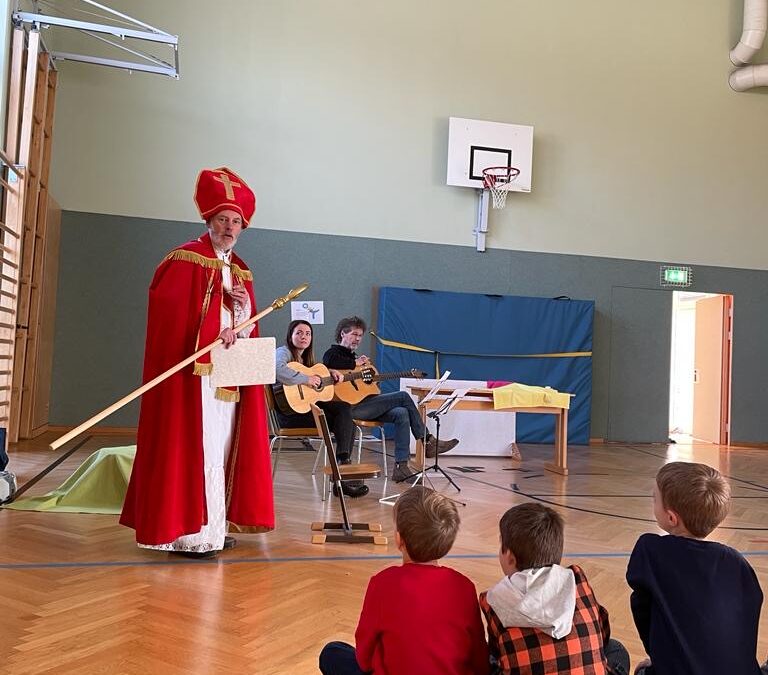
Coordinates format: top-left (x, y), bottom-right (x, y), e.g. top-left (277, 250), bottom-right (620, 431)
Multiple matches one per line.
top-left (120, 233), bottom-right (274, 545)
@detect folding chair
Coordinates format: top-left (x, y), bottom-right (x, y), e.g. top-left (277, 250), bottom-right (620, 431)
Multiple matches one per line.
top-left (309, 404), bottom-right (387, 545)
top-left (354, 419), bottom-right (388, 476)
top-left (264, 386), bottom-right (325, 478)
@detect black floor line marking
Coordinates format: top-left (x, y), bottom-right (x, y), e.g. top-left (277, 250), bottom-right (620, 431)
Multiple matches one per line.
top-left (4, 549), bottom-right (768, 571)
top-left (522, 494), bottom-right (768, 499)
top-left (726, 477), bottom-right (768, 493)
top-left (522, 474), bottom-right (543, 479)
top-left (623, 445), bottom-right (768, 493)
top-left (452, 471), bottom-right (768, 530)
top-left (13, 442), bottom-right (767, 530)
top-left (624, 445), bottom-right (669, 460)
top-left (563, 473), bottom-right (611, 476)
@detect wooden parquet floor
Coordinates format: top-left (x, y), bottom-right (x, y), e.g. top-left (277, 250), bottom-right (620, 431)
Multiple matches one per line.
top-left (2, 433), bottom-right (768, 674)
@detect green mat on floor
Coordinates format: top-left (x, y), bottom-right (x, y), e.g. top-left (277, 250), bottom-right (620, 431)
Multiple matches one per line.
top-left (4, 445), bottom-right (135, 514)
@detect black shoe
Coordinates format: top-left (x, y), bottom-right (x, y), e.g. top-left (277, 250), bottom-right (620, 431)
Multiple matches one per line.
top-left (332, 482), bottom-right (369, 498)
top-left (223, 536), bottom-right (236, 550)
top-left (170, 549), bottom-right (218, 559)
top-left (337, 455), bottom-right (352, 465)
top-left (424, 435), bottom-right (459, 458)
top-left (391, 462), bottom-right (419, 483)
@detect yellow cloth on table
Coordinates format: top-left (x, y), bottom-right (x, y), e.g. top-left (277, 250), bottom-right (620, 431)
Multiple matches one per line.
top-left (3, 445), bottom-right (135, 514)
top-left (492, 383), bottom-right (571, 410)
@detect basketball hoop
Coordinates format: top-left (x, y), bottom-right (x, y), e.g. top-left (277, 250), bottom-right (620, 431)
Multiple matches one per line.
top-left (482, 166), bottom-right (521, 209)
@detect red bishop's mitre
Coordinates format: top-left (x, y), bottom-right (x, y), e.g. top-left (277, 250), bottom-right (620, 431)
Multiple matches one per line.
top-left (194, 166), bottom-right (257, 226)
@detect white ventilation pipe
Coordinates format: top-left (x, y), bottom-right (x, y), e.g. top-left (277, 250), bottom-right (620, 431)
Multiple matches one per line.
top-left (729, 64), bottom-right (768, 90)
top-left (730, 0), bottom-right (768, 66)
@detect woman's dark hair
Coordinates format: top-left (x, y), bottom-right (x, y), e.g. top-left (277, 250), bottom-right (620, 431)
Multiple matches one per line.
top-left (285, 320), bottom-right (314, 366)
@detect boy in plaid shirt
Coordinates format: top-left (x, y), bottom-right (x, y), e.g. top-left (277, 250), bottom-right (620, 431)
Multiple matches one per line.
top-left (480, 503), bottom-right (629, 675)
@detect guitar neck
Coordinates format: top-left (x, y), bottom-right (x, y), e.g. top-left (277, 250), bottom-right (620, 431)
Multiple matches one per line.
top-left (373, 370), bottom-right (418, 383)
top-left (345, 370), bottom-right (417, 384)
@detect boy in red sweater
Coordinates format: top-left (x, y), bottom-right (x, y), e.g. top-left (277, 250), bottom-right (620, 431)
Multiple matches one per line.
top-left (319, 486), bottom-right (489, 675)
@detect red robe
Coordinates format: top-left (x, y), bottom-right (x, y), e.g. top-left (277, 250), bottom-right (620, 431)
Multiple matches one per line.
top-left (120, 233), bottom-right (274, 545)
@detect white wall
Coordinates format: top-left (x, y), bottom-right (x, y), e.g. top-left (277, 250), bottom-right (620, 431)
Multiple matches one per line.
top-left (670, 295), bottom-right (696, 435)
top-left (0, 0), bottom-right (13, 143)
top-left (49, 0), bottom-right (768, 269)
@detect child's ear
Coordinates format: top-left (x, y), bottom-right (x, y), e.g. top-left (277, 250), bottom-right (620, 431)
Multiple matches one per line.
top-left (666, 509), bottom-right (681, 529)
top-left (500, 548), bottom-right (518, 574)
top-left (394, 530), bottom-right (405, 552)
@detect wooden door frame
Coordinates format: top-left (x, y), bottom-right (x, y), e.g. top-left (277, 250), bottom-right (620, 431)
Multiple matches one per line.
top-left (671, 291), bottom-right (733, 445)
top-left (720, 294), bottom-right (733, 445)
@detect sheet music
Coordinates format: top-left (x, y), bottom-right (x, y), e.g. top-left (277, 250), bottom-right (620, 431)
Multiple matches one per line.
top-left (444, 387), bottom-right (471, 412)
top-left (430, 387), bottom-right (471, 417)
top-left (420, 370), bottom-right (452, 405)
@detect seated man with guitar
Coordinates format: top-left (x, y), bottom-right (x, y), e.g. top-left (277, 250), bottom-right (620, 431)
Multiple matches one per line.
top-left (323, 316), bottom-right (459, 483)
top-left (274, 320), bottom-right (368, 498)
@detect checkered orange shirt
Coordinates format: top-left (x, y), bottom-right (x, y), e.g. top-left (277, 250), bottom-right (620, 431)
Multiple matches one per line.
top-left (480, 564), bottom-right (611, 675)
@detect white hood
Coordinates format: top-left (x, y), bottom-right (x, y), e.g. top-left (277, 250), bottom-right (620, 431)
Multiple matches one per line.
top-left (486, 565), bottom-right (576, 639)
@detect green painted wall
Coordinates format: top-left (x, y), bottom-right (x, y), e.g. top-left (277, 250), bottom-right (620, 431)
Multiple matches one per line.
top-left (48, 0), bottom-right (768, 269)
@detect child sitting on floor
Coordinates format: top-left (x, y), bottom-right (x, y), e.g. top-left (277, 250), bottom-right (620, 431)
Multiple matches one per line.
top-left (480, 502), bottom-right (629, 675)
top-left (627, 461), bottom-right (763, 675)
top-left (319, 486), bottom-right (489, 675)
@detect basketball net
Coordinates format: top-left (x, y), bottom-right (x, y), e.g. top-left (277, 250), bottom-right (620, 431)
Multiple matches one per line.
top-left (482, 166), bottom-right (521, 209)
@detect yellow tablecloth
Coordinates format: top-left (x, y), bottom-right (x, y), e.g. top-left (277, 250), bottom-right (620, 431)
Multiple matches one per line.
top-left (492, 383), bottom-right (571, 410)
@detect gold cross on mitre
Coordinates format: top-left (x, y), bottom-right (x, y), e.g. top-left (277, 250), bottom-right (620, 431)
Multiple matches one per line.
top-left (213, 172), bottom-right (242, 200)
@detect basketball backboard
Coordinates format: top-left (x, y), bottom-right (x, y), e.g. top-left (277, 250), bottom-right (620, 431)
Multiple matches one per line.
top-left (447, 117), bottom-right (533, 192)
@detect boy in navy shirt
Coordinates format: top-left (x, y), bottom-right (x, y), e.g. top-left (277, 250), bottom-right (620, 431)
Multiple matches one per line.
top-left (627, 461), bottom-right (763, 675)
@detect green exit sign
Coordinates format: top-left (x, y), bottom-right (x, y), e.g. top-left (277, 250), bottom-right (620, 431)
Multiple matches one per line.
top-left (660, 265), bottom-right (693, 287)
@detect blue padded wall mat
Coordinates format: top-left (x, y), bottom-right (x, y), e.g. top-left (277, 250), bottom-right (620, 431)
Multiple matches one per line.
top-left (374, 287), bottom-right (594, 444)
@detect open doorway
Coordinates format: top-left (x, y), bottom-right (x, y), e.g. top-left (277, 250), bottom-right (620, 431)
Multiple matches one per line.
top-left (669, 292), bottom-right (733, 444)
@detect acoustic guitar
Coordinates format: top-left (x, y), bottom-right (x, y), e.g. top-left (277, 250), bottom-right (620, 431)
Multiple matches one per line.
top-left (274, 363), bottom-right (427, 413)
top-left (272, 362), bottom-right (337, 414)
top-left (333, 366), bottom-right (427, 405)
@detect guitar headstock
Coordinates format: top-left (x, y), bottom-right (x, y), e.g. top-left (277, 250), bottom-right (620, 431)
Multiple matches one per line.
top-left (359, 367), bottom-right (375, 383)
top-left (410, 369), bottom-right (427, 378)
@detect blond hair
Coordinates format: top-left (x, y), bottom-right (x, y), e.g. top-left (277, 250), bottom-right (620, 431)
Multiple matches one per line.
top-left (394, 486), bottom-right (460, 562)
top-left (656, 461), bottom-right (730, 537)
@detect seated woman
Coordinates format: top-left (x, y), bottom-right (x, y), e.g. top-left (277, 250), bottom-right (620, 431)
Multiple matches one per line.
top-left (275, 320), bottom-right (368, 498)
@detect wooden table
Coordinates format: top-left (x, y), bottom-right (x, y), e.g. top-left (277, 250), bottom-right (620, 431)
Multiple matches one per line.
top-left (408, 386), bottom-right (570, 475)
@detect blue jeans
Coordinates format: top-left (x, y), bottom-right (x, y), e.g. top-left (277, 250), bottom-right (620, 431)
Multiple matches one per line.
top-left (351, 391), bottom-right (426, 463)
top-left (319, 641), bottom-right (370, 675)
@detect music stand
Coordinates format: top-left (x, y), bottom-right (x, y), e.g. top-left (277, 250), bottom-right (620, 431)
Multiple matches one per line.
top-left (416, 390), bottom-right (468, 499)
top-left (378, 372), bottom-right (452, 506)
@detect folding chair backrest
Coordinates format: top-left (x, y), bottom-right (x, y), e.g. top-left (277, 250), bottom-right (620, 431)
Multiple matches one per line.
top-left (263, 385), bottom-right (281, 435)
top-left (311, 404), bottom-right (342, 483)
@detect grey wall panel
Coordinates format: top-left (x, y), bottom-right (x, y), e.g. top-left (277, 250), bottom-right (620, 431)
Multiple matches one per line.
top-left (50, 211), bottom-right (768, 444)
top-left (607, 287), bottom-right (672, 443)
